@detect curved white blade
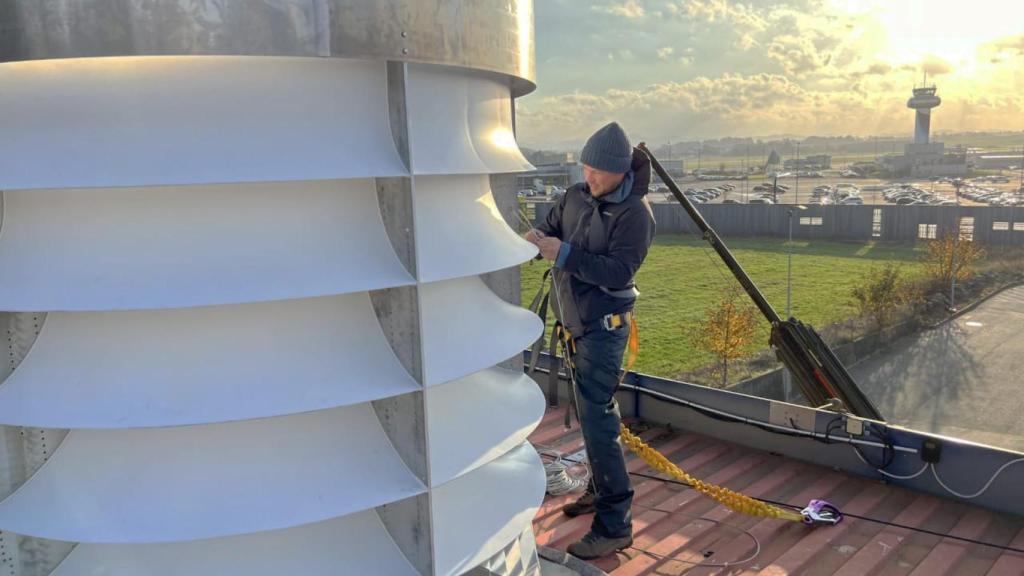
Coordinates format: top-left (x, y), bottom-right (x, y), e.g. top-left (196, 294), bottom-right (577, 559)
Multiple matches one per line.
top-left (426, 368), bottom-right (545, 485)
top-left (467, 76), bottom-right (534, 174)
top-left (407, 64), bottom-right (487, 175)
top-left (0, 293), bottom-right (417, 429)
top-left (420, 276), bottom-right (543, 386)
top-left (407, 65), bottom-right (532, 175)
top-left (52, 510), bottom-right (418, 576)
top-left (0, 56), bottom-right (406, 190)
top-left (413, 174), bottom-right (537, 283)
top-left (0, 405), bottom-right (426, 543)
top-left (0, 180), bottom-right (413, 311)
top-left (432, 442), bottom-right (545, 576)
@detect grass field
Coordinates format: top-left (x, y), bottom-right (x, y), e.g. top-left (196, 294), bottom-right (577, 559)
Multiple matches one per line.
top-left (521, 237), bottom-right (925, 382)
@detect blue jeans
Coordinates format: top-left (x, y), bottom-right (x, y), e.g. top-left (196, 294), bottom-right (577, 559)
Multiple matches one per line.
top-left (572, 319), bottom-right (633, 539)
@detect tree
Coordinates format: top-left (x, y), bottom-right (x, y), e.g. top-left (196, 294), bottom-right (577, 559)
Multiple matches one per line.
top-left (691, 293), bottom-right (759, 388)
top-left (921, 232), bottom-right (985, 289)
top-left (849, 264), bottom-right (919, 330)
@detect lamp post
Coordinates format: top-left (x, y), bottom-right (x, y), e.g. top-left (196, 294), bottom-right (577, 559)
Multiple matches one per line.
top-left (782, 205), bottom-right (807, 401)
top-left (795, 142), bottom-right (800, 205)
top-left (772, 172), bottom-right (791, 204)
top-left (949, 178), bottom-right (963, 312)
top-left (786, 205), bottom-right (808, 319)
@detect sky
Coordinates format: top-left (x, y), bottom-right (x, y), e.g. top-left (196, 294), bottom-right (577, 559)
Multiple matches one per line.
top-left (515, 0), bottom-right (1024, 150)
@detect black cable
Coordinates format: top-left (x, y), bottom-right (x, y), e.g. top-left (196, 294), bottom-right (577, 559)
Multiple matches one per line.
top-left (626, 470), bottom-right (1024, 555)
top-left (539, 364), bottom-right (898, 451)
top-left (541, 365), bottom-right (1021, 552)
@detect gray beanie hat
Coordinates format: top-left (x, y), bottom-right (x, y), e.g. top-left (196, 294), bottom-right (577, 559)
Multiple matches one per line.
top-left (580, 122), bottom-right (632, 173)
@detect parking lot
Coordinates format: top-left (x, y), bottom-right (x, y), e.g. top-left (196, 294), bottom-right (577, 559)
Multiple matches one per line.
top-left (645, 173), bottom-right (1022, 207)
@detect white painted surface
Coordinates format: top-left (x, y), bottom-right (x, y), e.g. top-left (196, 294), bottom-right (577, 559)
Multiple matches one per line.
top-left (0, 405), bottom-right (426, 543)
top-left (432, 442), bottom-right (545, 576)
top-left (407, 65), bottom-right (532, 175)
top-left (413, 174), bottom-right (537, 283)
top-left (0, 294), bottom-right (417, 429)
top-left (0, 57), bottom-right (406, 190)
top-left (0, 181), bottom-right (414, 311)
top-left (52, 510), bottom-right (419, 576)
top-left (420, 275), bottom-right (543, 386)
top-left (467, 75), bottom-right (535, 174)
top-left (426, 368), bottom-right (545, 484)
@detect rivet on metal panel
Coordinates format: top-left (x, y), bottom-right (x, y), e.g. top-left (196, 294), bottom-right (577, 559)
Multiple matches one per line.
top-left (402, 48), bottom-right (409, 55)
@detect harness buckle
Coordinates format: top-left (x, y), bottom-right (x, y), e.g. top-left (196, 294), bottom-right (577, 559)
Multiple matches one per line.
top-left (800, 499), bottom-right (843, 526)
top-left (600, 311), bottom-right (632, 332)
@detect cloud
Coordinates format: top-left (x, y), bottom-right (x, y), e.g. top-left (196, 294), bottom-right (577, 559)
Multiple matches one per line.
top-left (518, 73), bottom-right (824, 145)
top-left (607, 49), bottom-right (636, 61)
top-left (982, 33), bottom-right (1024, 61)
top-left (524, 0), bottom-right (1024, 148)
top-left (735, 33), bottom-right (759, 51)
top-left (678, 0), bottom-right (767, 33)
top-left (920, 54), bottom-right (954, 76)
top-left (592, 0), bottom-right (646, 19)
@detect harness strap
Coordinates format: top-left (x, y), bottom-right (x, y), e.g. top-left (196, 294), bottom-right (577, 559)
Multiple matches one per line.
top-left (526, 269), bottom-right (553, 377)
top-left (546, 322), bottom-right (562, 408)
top-left (554, 324), bottom-right (580, 429)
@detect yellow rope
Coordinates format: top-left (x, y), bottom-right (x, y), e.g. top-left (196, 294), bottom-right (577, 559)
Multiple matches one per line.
top-left (620, 425), bottom-right (805, 522)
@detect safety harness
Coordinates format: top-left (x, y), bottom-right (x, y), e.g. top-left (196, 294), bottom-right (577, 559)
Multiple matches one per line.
top-left (527, 267), bottom-right (842, 527)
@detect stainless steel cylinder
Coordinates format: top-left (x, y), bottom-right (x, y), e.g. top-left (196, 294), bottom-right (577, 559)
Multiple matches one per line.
top-left (0, 0), bottom-right (536, 95)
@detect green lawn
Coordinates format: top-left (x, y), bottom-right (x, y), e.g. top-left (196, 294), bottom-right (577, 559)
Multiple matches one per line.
top-left (521, 237), bottom-right (924, 380)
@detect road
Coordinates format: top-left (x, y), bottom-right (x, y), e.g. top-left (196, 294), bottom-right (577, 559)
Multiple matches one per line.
top-left (851, 286), bottom-right (1024, 453)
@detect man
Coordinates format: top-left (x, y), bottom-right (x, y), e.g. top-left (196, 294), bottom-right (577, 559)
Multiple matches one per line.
top-left (525, 122), bottom-right (655, 559)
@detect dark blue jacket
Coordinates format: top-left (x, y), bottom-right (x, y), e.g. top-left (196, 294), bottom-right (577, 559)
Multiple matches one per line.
top-left (536, 148), bottom-right (656, 336)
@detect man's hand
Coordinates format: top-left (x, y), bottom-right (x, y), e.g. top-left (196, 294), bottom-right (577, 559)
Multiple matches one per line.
top-left (523, 228), bottom-right (545, 244)
top-left (536, 237), bottom-right (562, 261)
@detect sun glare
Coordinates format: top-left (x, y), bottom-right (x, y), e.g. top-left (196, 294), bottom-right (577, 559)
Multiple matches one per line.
top-left (832, 0), bottom-right (1024, 75)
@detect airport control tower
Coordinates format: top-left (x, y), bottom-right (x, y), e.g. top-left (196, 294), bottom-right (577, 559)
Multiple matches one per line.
top-left (907, 83), bottom-right (941, 144)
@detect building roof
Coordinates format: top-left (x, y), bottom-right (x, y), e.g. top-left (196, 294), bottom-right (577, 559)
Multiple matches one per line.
top-left (530, 407), bottom-right (1024, 575)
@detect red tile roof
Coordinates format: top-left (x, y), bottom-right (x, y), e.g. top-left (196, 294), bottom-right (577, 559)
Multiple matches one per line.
top-left (530, 407), bottom-right (1024, 575)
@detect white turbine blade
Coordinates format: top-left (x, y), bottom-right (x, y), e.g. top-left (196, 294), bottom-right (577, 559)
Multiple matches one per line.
top-left (413, 174), bottom-right (537, 282)
top-left (406, 63), bottom-right (488, 175)
top-left (0, 405), bottom-right (425, 543)
top-left (0, 57), bottom-right (406, 189)
top-left (432, 442), bottom-right (545, 576)
top-left (426, 368), bottom-right (545, 485)
top-left (0, 180), bottom-right (413, 311)
top-left (52, 511), bottom-right (418, 576)
top-left (420, 276), bottom-right (543, 386)
top-left (0, 294), bottom-right (417, 429)
top-left (467, 76), bottom-right (534, 173)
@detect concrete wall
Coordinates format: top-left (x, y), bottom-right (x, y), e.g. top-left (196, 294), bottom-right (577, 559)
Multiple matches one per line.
top-left (727, 319), bottom-right (921, 401)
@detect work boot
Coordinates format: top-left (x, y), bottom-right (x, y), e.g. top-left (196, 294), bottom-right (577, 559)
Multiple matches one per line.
top-left (561, 490), bottom-right (596, 517)
top-left (567, 531), bottom-right (633, 560)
